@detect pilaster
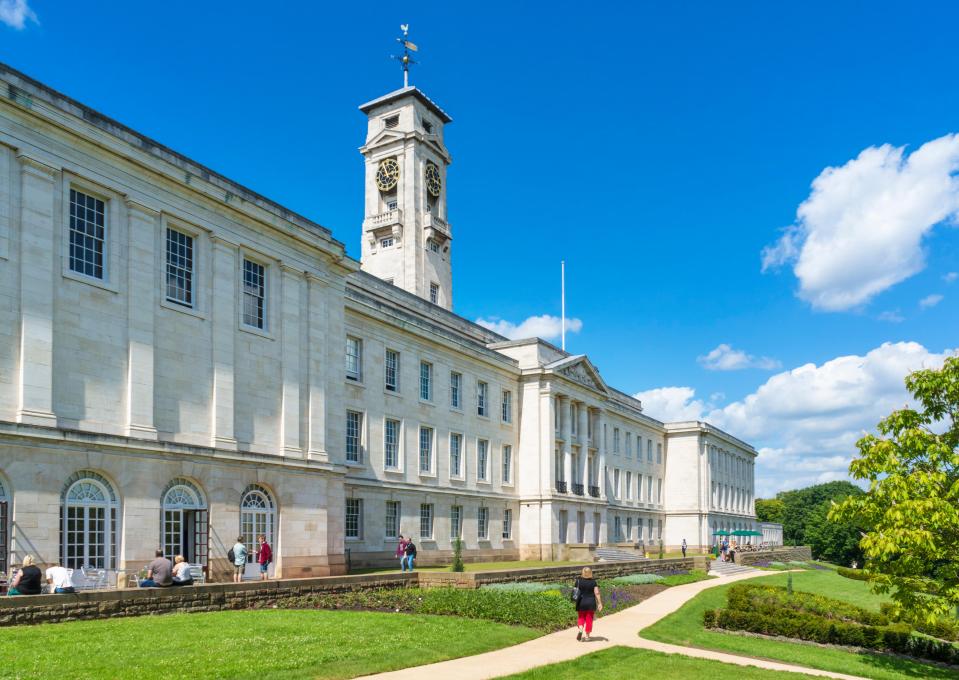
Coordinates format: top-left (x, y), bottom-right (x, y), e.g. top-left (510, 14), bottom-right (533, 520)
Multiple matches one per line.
top-left (560, 396), bottom-right (572, 488)
top-left (578, 403), bottom-right (589, 486)
top-left (279, 265), bottom-right (302, 457)
top-left (306, 274), bottom-right (333, 462)
top-left (16, 154), bottom-right (57, 427)
top-left (597, 411), bottom-right (607, 499)
top-left (124, 199), bottom-right (158, 439)
top-left (210, 237), bottom-right (236, 449)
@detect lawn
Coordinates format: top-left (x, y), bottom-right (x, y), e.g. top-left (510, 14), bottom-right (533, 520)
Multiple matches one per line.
top-left (498, 646), bottom-right (821, 679)
top-left (0, 609), bottom-right (539, 680)
top-left (352, 559), bottom-right (591, 574)
top-left (641, 570), bottom-right (957, 680)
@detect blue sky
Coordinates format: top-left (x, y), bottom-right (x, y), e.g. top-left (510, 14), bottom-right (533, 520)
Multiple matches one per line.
top-left (3, 1), bottom-right (957, 494)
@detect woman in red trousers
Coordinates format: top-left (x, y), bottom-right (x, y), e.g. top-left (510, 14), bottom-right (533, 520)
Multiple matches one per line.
top-left (573, 566), bottom-right (603, 641)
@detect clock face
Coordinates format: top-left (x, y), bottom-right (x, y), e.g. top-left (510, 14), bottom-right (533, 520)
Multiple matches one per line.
top-left (376, 158), bottom-right (400, 192)
top-left (425, 162), bottom-right (442, 197)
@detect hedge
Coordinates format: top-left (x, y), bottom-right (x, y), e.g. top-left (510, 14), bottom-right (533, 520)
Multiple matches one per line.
top-left (726, 583), bottom-right (887, 626)
top-left (836, 566), bottom-right (869, 581)
top-left (880, 603), bottom-right (959, 642)
top-left (703, 607), bottom-right (959, 665)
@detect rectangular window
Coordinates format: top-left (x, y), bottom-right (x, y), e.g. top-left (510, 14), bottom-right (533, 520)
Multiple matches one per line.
top-left (380, 236), bottom-right (394, 248)
top-left (477, 439), bottom-right (489, 481)
top-left (657, 478), bottom-right (663, 504)
top-left (502, 509), bottom-right (513, 539)
top-left (657, 443), bottom-right (663, 464)
top-left (450, 505), bottom-right (462, 539)
top-left (346, 337), bottom-right (362, 381)
top-left (385, 349), bottom-right (400, 392)
top-left (613, 428), bottom-right (620, 453)
top-left (429, 282), bottom-right (439, 304)
top-left (647, 476), bottom-right (653, 502)
top-left (478, 507), bottom-right (489, 540)
top-left (626, 432), bottom-right (632, 457)
top-left (502, 445), bottom-right (512, 484)
top-left (501, 390), bottom-right (512, 423)
top-left (637, 474), bottom-right (644, 501)
top-left (419, 426), bottom-right (433, 473)
top-left (384, 418), bottom-right (400, 469)
top-left (450, 371), bottom-right (462, 409)
top-left (419, 503), bottom-right (434, 539)
top-left (648, 518), bottom-right (653, 542)
top-left (385, 500), bottom-right (400, 539)
top-left (626, 471), bottom-right (633, 499)
top-left (477, 381), bottom-right (488, 416)
top-left (68, 189), bottom-right (106, 280)
top-left (345, 498), bottom-right (362, 539)
top-left (614, 469), bottom-right (621, 499)
top-left (346, 411), bottom-right (363, 463)
top-left (577, 511), bottom-right (586, 543)
top-left (626, 517), bottom-right (633, 541)
top-left (593, 512), bottom-right (601, 545)
top-left (658, 519), bottom-right (663, 540)
top-left (559, 510), bottom-right (568, 544)
top-left (428, 240), bottom-right (440, 253)
top-left (614, 516), bottom-right (622, 542)
top-left (419, 361), bottom-right (433, 401)
top-left (449, 433), bottom-right (463, 478)
top-left (647, 439), bottom-right (653, 463)
top-left (242, 259), bottom-right (266, 329)
top-left (165, 228), bottom-right (194, 307)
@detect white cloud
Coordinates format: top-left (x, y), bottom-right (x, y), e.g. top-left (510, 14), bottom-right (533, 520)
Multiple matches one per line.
top-left (476, 314), bottom-right (582, 342)
top-left (637, 342), bottom-right (957, 496)
top-left (919, 293), bottom-right (944, 309)
top-left (877, 310), bottom-right (904, 323)
top-left (0, 0), bottom-right (36, 29)
top-left (697, 344), bottom-right (781, 371)
top-left (945, 272), bottom-right (958, 283)
top-left (762, 134), bottom-right (959, 311)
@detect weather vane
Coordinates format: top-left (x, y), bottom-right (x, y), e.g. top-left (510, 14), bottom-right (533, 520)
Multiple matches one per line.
top-left (392, 24), bottom-right (418, 88)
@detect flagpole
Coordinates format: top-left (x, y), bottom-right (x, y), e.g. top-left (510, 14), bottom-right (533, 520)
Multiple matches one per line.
top-left (561, 260), bottom-right (566, 352)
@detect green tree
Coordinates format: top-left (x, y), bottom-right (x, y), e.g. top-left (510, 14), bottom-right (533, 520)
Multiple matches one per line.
top-left (755, 498), bottom-right (785, 524)
top-left (831, 356), bottom-right (959, 621)
top-left (451, 537), bottom-right (464, 573)
top-left (804, 500), bottom-right (863, 567)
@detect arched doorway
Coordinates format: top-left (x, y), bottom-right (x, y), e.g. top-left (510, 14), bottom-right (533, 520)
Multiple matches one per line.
top-left (161, 479), bottom-right (208, 570)
top-left (61, 471), bottom-right (119, 570)
top-left (240, 484), bottom-right (275, 579)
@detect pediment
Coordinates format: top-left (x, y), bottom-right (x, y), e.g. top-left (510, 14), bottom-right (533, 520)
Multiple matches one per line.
top-left (364, 128), bottom-right (407, 148)
top-left (546, 355), bottom-right (608, 394)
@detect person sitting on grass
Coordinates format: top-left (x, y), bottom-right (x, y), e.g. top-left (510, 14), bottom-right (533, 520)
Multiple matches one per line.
top-left (139, 550), bottom-right (173, 588)
top-left (171, 555), bottom-right (193, 586)
top-left (7, 555), bottom-right (42, 596)
top-left (573, 566), bottom-right (603, 642)
top-left (45, 563), bottom-right (76, 594)
top-left (402, 539), bottom-right (417, 572)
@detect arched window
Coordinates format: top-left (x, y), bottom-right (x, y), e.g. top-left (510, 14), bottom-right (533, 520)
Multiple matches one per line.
top-left (239, 484), bottom-right (275, 578)
top-left (0, 478), bottom-right (8, 574)
top-left (61, 471), bottom-right (118, 570)
top-left (161, 479), bottom-right (208, 567)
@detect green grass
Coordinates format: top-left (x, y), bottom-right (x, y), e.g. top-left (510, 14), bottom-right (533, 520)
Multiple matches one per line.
top-left (641, 570), bottom-right (957, 680)
top-left (659, 570), bottom-right (715, 586)
top-left (352, 559), bottom-right (591, 574)
top-left (499, 646), bottom-right (821, 679)
top-left (0, 609), bottom-right (539, 680)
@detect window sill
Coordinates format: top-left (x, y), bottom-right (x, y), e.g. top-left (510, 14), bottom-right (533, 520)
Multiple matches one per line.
top-left (62, 268), bottom-right (119, 293)
top-left (449, 406), bottom-right (464, 414)
top-left (449, 475), bottom-right (467, 483)
top-left (160, 298), bottom-right (205, 320)
top-left (345, 378), bottom-right (365, 388)
top-left (344, 460), bottom-right (365, 469)
top-left (418, 471), bottom-right (436, 479)
top-left (384, 467), bottom-right (405, 475)
top-left (418, 399), bottom-right (435, 408)
top-left (384, 389), bottom-right (402, 398)
top-left (476, 478), bottom-right (492, 485)
top-left (239, 323), bottom-right (275, 341)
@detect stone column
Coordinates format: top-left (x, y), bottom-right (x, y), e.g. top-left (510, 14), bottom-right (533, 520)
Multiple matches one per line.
top-left (578, 403), bottom-right (589, 487)
top-left (597, 411), bottom-right (607, 499)
top-left (560, 396), bottom-right (572, 489)
top-left (279, 266), bottom-right (302, 457)
top-left (306, 274), bottom-right (328, 461)
top-left (16, 155), bottom-right (57, 427)
top-left (210, 237), bottom-right (236, 449)
top-left (125, 200), bottom-right (158, 439)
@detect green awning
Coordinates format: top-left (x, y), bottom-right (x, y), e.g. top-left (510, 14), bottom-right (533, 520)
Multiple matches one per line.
top-left (731, 530), bottom-right (751, 536)
top-left (713, 530), bottom-right (730, 536)
top-left (747, 530), bottom-right (764, 537)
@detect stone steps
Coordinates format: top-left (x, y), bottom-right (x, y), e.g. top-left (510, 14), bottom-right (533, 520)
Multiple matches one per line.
top-left (595, 548), bottom-right (647, 562)
top-left (709, 559), bottom-right (757, 576)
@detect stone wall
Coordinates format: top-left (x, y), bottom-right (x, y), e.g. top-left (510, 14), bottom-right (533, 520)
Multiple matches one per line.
top-left (419, 556), bottom-right (708, 589)
top-left (737, 546), bottom-right (812, 566)
top-left (0, 556), bottom-right (708, 627)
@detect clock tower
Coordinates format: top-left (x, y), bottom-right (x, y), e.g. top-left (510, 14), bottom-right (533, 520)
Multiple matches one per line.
top-left (358, 87), bottom-right (453, 309)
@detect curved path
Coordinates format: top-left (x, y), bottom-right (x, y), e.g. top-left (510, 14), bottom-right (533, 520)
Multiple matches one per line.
top-left (361, 570), bottom-right (867, 680)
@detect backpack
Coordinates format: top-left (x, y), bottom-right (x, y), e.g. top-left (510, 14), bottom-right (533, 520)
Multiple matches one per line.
top-left (227, 547), bottom-right (236, 563)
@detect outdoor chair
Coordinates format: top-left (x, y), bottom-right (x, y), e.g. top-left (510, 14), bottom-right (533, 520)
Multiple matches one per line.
top-left (80, 567), bottom-right (108, 590)
top-left (188, 565), bottom-right (205, 584)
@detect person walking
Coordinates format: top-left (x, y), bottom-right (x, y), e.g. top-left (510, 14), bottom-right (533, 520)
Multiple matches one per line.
top-left (395, 534), bottom-right (408, 571)
top-left (402, 538), bottom-right (417, 572)
top-left (256, 534), bottom-right (272, 581)
top-left (231, 536), bottom-right (247, 583)
top-left (8, 555), bottom-right (42, 596)
top-left (681, 538), bottom-right (687, 558)
top-left (573, 566), bottom-right (603, 642)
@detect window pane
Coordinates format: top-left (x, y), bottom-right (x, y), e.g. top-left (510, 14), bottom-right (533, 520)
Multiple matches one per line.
top-left (242, 259), bottom-right (266, 329)
top-left (346, 411), bottom-right (362, 463)
top-left (69, 189), bottom-right (106, 280)
top-left (384, 419), bottom-right (400, 469)
top-left (165, 228), bottom-right (194, 306)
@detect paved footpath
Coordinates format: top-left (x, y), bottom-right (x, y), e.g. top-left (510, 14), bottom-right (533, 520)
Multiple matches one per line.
top-left (362, 570), bottom-right (867, 680)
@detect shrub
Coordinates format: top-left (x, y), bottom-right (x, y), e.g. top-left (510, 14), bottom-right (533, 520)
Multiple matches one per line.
top-left (726, 584), bottom-right (887, 626)
top-left (768, 561), bottom-right (788, 569)
top-left (880, 602), bottom-right (959, 642)
top-left (609, 574), bottom-right (665, 585)
top-left (451, 537), bottom-right (464, 573)
top-left (481, 582), bottom-right (564, 594)
top-left (837, 566), bottom-right (869, 581)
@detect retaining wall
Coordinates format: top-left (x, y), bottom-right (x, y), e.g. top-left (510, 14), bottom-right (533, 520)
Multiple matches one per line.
top-left (737, 546), bottom-right (813, 566)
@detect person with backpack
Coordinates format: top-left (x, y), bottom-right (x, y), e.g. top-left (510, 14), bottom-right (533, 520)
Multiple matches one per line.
top-left (402, 538), bottom-right (417, 572)
top-left (572, 566), bottom-right (602, 642)
top-left (229, 536), bottom-right (247, 583)
top-left (256, 534), bottom-right (272, 581)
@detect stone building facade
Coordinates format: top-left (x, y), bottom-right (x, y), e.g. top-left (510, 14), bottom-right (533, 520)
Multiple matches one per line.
top-left (0, 63), bottom-right (758, 582)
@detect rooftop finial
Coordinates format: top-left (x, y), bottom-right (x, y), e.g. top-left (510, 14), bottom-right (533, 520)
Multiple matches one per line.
top-left (392, 24), bottom-right (418, 88)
